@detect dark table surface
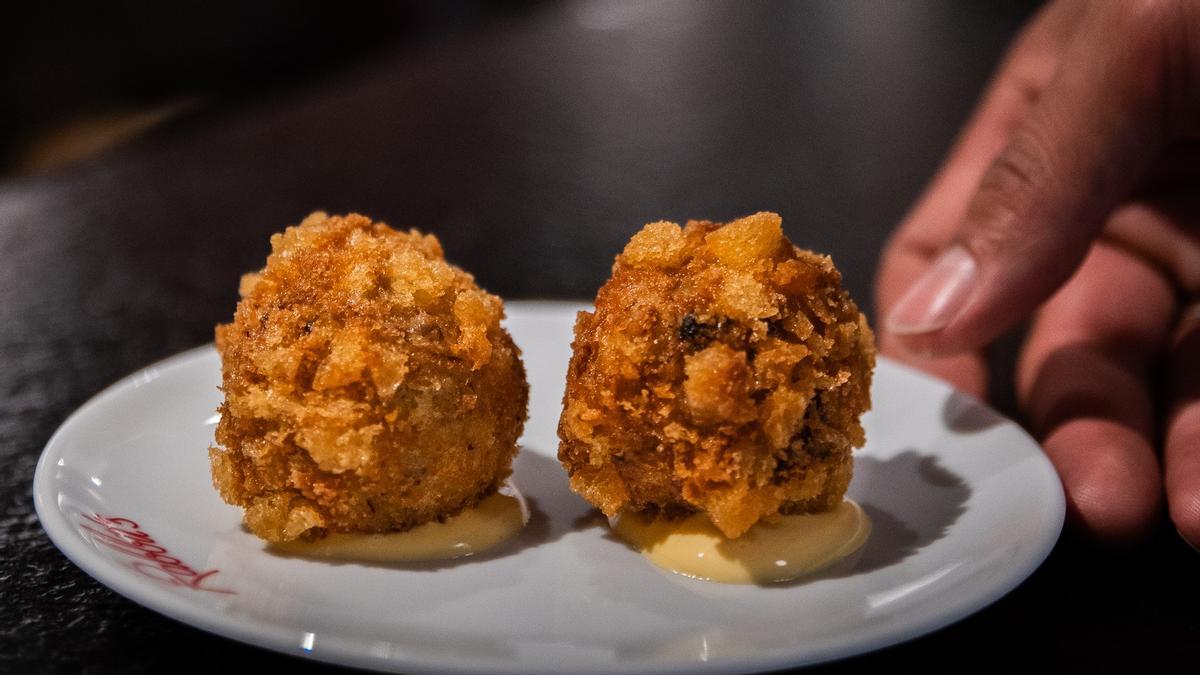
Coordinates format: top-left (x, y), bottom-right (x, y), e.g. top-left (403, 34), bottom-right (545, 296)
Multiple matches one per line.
top-left (3, 1), bottom-right (1197, 672)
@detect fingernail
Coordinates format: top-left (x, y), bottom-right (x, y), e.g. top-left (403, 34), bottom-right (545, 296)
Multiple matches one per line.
top-left (886, 245), bottom-right (978, 336)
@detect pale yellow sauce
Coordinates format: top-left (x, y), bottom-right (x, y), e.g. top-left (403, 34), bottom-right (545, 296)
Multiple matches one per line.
top-left (611, 500), bottom-right (870, 584)
top-left (271, 484), bottom-right (528, 563)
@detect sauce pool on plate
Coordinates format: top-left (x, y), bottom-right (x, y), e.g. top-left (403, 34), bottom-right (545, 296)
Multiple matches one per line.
top-left (611, 500), bottom-right (871, 584)
top-left (270, 483), bottom-right (528, 563)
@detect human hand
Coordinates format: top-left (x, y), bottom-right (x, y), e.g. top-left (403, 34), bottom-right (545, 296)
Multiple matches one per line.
top-left (876, 0), bottom-right (1200, 547)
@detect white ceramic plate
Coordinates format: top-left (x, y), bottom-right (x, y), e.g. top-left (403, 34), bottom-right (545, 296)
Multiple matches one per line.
top-left (35, 301), bottom-right (1063, 674)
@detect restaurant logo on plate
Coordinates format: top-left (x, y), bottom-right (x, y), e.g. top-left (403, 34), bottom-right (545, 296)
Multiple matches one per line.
top-left (76, 513), bottom-right (235, 594)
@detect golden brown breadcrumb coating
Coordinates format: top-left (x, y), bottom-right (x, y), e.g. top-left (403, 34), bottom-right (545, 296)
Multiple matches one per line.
top-left (210, 212), bottom-right (527, 543)
top-left (557, 212), bottom-right (874, 539)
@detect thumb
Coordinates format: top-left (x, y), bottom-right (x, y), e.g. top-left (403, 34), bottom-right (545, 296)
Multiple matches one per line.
top-left (884, 2), bottom-right (1179, 356)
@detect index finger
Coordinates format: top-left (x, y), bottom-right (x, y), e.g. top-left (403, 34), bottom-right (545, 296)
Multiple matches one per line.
top-left (878, 0), bottom-right (1080, 301)
top-left (876, 0), bottom-right (1081, 394)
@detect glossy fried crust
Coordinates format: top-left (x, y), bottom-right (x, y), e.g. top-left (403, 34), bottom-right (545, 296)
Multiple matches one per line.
top-left (557, 212), bottom-right (874, 538)
top-left (210, 212), bottom-right (527, 543)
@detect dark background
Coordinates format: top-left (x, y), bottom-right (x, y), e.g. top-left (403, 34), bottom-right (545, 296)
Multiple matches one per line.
top-left (2, 1), bottom-right (1197, 672)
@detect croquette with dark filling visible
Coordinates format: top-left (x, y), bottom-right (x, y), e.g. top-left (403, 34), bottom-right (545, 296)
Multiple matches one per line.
top-left (210, 212), bottom-right (528, 543)
top-left (557, 212), bottom-right (874, 539)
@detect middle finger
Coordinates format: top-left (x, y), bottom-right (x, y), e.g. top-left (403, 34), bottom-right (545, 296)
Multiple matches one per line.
top-left (1017, 241), bottom-right (1175, 541)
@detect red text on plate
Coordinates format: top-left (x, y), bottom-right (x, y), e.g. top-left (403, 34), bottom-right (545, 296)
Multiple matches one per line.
top-left (77, 514), bottom-right (235, 595)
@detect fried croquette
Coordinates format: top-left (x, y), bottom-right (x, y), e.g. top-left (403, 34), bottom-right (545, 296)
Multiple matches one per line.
top-left (210, 212), bottom-right (528, 543)
top-left (557, 212), bottom-right (874, 539)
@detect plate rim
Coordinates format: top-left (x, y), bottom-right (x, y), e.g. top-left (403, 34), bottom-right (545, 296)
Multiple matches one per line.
top-left (33, 302), bottom-right (1065, 674)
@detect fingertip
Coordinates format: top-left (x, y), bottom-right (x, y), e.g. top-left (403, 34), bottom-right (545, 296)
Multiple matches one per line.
top-left (1168, 484), bottom-right (1200, 553)
top-left (1166, 310), bottom-right (1200, 553)
top-left (879, 329), bottom-right (938, 360)
top-left (1164, 427), bottom-right (1200, 551)
top-left (1067, 469), bottom-right (1162, 546)
top-left (1044, 421), bottom-right (1162, 545)
top-left (1166, 454), bottom-right (1200, 550)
